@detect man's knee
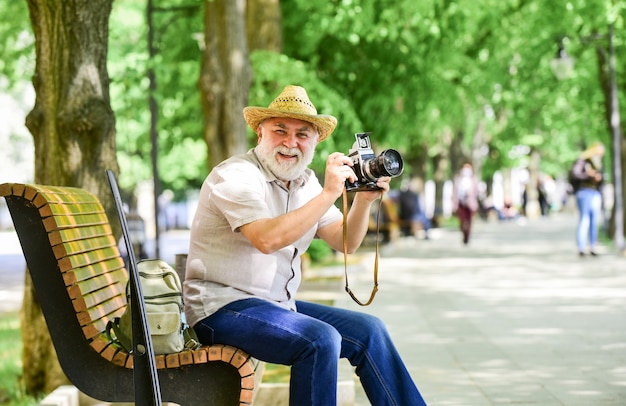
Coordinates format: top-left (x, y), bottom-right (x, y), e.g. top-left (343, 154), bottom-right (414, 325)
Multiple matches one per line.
top-left (317, 324), bottom-right (342, 356)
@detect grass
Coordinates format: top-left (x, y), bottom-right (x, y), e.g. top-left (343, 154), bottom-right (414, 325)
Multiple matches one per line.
top-left (261, 363), bottom-right (291, 384)
top-left (0, 312), bottom-right (37, 406)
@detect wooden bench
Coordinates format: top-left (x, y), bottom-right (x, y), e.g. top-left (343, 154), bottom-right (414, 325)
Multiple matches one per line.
top-left (0, 182), bottom-right (263, 406)
top-left (367, 197), bottom-right (399, 243)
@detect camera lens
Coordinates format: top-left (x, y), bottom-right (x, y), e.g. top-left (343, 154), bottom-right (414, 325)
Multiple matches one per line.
top-left (366, 149), bottom-right (404, 179)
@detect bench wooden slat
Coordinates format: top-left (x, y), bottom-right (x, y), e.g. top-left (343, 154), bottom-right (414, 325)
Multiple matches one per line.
top-left (39, 201), bottom-right (105, 218)
top-left (112, 350), bottom-right (129, 367)
top-left (49, 224), bottom-right (113, 246)
top-left (58, 246), bottom-right (121, 272)
top-left (240, 388), bottom-right (254, 405)
top-left (66, 266), bottom-right (126, 298)
top-left (81, 319), bottom-right (112, 340)
top-left (32, 186), bottom-right (100, 204)
top-left (89, 333), bottom-right (113, 354)
top-left (53, 235), bottom-right (119, 259)
top-left (155, 355), bottom-right (167, 369)
top-left (43, 212), bottom-right (110, 232)
top-left (241, 374), bottom-right (255, 390)
top-left (0, 183), bottom-right (25, 198)
top-left (72, 283), bottom-right (126, 313)
top-left (192, 347), bottom-right (208, 363)
top-left (222, 346), bottom-right (236, 364)
top-left (63, 258), bottom-right (125, 287)
top-left (76, 295), bottom-right (126, 327)
top-left (230, 349), bottom-right (249, 369)
top-left (165, 353), bottom-right (181, 368)
top-left (98, 341), bottom-right (120, 362)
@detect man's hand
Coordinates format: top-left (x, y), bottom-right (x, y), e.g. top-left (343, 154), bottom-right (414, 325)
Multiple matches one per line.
top-left (322, 152), bottom-right (357, 199)
top-left (355, 177), bottom-right (391, 203)
top-left (317, 174), bottom-right (391, 253)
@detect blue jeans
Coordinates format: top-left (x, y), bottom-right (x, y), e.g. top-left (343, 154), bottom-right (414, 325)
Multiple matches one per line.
top-left (575, 188), bottom-right (602, 252)
top-left (194, 298), bottom-right (427, 406)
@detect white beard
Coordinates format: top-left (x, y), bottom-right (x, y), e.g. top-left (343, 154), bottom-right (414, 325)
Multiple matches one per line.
top-left (255, 140), bottom-right (314, 181)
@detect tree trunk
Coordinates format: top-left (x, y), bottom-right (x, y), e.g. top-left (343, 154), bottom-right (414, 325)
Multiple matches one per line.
top-left (432, 151), bottom-right (449, 222)
top-left (246, 0), bottom-right (282, 53)
top-left (199, 0), bottom-right (252, 169)
top-left (595, 28), bottom-right (625, 249)
top-left (24, 0), bottom-right (118, 395)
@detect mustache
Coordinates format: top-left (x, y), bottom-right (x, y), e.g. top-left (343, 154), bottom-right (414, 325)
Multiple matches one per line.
top-left (275, 146), bottom-right (302, 159)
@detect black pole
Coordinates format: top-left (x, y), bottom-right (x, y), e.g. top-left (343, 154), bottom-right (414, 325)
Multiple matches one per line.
top-left (107, 170), bottom-right (162, 405)
top-left (148, 0), bottom-right (161, 258)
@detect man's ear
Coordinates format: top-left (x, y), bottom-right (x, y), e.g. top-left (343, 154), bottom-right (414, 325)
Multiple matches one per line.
top-left (256, 127), bottom-right (262, 144)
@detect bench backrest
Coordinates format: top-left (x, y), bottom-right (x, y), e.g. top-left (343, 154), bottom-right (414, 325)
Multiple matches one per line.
top-left (1, 182), bottom-right (262, 405)
top-left (0, 183), bottom-right (129, 348)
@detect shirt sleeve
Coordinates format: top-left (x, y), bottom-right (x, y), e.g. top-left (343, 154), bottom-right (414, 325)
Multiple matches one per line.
top-left (209, 160), bottom-right (272, 232)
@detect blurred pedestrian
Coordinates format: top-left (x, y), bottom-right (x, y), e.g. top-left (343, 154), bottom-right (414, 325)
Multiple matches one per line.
top-left (538, 180), bottom-right (550, 216)
top-left (398, 180), bottom-right (431, 239)
top-left (498, 197), bottom-right (520, 221)
top-left (570, 142), bottom-right (605, 256)
top-left (452, 162), bottom-right (480, 245)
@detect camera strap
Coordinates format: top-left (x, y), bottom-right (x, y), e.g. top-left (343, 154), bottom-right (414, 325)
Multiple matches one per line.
top-left (342, 188), bottom-right (381, 306)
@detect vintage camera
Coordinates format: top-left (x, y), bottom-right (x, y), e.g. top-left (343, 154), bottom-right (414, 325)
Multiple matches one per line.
top-left (345, 132), bottom-right (404, 192)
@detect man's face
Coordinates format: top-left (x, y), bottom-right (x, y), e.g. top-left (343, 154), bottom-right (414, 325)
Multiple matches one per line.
top-left (255, 117), bottom-right (319, 181)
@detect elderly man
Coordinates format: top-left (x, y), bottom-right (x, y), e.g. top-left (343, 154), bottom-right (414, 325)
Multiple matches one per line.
top-left (184, 85), bottom-right (427, 405)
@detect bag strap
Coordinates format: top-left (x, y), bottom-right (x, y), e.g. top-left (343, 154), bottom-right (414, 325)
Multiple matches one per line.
top-left (106, 317), bottom-right (132, 353)
top-left (107, 317), bottom-right (201, 352)
top-left (183, 325), bottom-right (201, 350)
top-left (342, 188), bottom-right (381, 306)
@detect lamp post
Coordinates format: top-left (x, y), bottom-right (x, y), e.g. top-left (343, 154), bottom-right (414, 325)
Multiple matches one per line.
top-left (550, 38), bottom-right (575, 81)
top-left (606, 24), bottom-right (624, 252)
top-left (551, 24), bottom-right (624, 252)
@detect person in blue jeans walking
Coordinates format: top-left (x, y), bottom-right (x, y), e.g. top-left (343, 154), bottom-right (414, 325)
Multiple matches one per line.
top-left (184, 85), bottom-right (427, 406)
top-left (570, 142), bottom-right (605, 256)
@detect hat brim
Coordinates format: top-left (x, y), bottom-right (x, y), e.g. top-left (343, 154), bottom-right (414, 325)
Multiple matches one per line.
top-left (243, 106), bottom-right (337, 142)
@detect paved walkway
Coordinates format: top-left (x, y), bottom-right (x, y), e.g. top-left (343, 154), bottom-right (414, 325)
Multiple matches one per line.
top-left (0, 228), bottom-right (27, 313)
top-left (2, 212), bottom-right (625, 405)
top-left (335, 213), bottom-right (626, 405)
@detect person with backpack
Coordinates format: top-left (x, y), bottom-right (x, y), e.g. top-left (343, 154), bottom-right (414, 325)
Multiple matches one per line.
top-left (183, 85), bottom-right (427, 406)
top-left (570, 142), bottom-right (605, 256)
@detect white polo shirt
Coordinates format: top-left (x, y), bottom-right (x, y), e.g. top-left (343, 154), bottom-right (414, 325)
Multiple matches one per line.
top-left (183, 149), bottom-right (343, 327)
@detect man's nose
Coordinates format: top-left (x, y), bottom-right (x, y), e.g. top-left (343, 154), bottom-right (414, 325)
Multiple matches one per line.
top-left (282, 133), bottom-right (298, 148)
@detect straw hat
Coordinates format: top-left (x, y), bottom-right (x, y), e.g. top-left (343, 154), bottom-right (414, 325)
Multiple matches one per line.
top-left (243, 85), bottom-right (337, 141)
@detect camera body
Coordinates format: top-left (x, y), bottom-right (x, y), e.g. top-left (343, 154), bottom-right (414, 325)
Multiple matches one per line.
top-left (345, 132), bottom-right (404, 192)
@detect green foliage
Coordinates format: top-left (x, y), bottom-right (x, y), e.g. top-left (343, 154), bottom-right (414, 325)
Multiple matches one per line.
top-left (0, 0), bottom-right (623, 197)
top-left (0, 1), bottom-right (33, 88)
top-left (280, 0), bottom-right (624, 180)
top-left (261, 363), bottom-right (291, 384)
top-left (306, 238), bottom-right (334, 264)
top-left (109, 0), bottom-right (205, 199)
top-left (0, 313), bottom-right (38, 406)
